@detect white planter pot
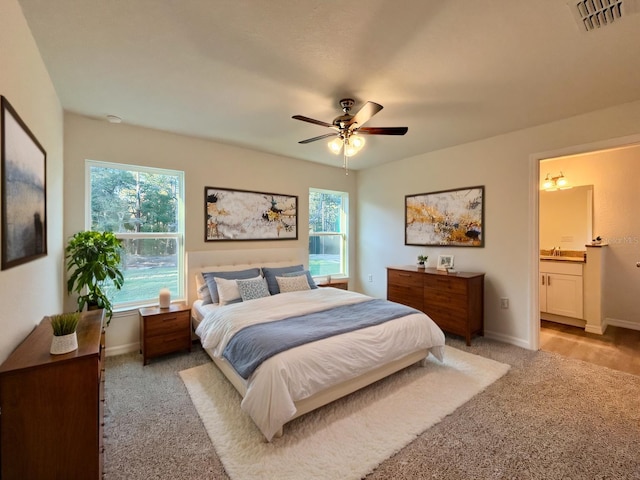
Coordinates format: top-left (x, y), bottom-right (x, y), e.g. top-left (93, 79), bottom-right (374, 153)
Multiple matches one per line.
top-left (50, 332), bottom-right (78, 355)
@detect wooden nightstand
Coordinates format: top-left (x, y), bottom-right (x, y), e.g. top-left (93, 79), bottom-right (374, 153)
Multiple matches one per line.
top-left (316, 280), bottom-right (348, 290)
top-left (139, 302), bottom-right (191, 365)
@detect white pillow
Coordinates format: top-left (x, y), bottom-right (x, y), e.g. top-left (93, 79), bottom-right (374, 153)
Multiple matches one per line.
top-left (276, 274), bottom-right (311, 293)
top-left (195, 274), bottom-right (212, 303)
top-left (215, 275), bottom-right (261, 305)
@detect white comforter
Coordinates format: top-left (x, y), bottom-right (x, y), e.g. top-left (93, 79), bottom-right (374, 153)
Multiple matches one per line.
top-left (196, 288), bottom-right (445, 440)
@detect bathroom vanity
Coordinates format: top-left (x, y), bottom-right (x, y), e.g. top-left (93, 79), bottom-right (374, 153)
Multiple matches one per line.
top-left (540, 256), bottom-right (584, 323)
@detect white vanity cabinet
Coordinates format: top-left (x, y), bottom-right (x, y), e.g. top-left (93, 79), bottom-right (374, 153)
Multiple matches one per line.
top-left (540, 261), bottom-right (584, 319)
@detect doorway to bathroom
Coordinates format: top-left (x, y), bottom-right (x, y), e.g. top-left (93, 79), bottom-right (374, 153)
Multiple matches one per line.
top-left (535, 139), bottom-right (640, 375)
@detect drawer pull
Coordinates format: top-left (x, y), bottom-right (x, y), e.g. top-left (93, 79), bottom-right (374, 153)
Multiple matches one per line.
top-left (398, 273), bottom-right (411, 277)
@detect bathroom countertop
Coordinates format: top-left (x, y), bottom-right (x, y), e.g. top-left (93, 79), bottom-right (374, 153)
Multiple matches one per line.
top-left (540, 255), bottom-right (586, 263)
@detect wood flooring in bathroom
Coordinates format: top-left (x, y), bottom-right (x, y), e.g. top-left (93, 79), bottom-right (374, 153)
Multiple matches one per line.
top-left (540, 320), bottom-right (640, 376)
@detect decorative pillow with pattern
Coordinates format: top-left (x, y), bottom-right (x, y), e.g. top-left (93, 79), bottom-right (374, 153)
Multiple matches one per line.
top-left (281, 269), bottom-right (318, 289)
top-left (236, 276), bottom-right (271, 301)
top-left (276, 274), bottom-right (311, 293)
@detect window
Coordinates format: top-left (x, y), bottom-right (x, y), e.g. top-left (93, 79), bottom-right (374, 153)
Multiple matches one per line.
top-left (308, 188), bottom-right (348, 277)
top-left (87, 160), bottom-right (184, 308)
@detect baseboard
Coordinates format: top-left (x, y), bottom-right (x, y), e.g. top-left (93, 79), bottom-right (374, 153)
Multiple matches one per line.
top-left (584, 324), bottom-right (606, 335)
top-left (540, 312), bottom-right (585, 328)
top-left (605, 317), bottom-right (640, 331)
top-left (106, 342), bottom-right (139, 357)
top-left (484, 330), bottom-right (532, 350)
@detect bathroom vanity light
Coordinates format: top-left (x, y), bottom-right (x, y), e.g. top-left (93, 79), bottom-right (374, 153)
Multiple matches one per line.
top-left (542, 172), bottom-right (571, 191)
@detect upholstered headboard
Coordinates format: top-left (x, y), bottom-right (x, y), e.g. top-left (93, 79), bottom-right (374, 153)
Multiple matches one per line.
top-left (185, 248), bottom-right (308, 306)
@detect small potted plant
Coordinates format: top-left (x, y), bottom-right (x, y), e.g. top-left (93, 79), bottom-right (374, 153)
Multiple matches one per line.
top-left (50, 312), bottom-right (81, 355)
top-left (417, 255), bottom-right (428, 268)
top-left (66, 230), bottom-right (124, 325)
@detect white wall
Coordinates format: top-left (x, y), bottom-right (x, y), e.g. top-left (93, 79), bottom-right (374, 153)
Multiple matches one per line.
top-left (63, 113), bottom-right (357, 354)
top-left (357, 100), bottom-right (640, 348)
top-left (0, 0), bottom-right (64, 364)
top-left (542, 144), bottom-right (640, 330)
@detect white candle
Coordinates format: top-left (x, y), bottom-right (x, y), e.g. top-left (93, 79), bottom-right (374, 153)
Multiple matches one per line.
top-left (159, 288), bottom-right (171, 309)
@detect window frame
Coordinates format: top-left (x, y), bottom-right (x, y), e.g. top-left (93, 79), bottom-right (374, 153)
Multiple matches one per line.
top-left (85, 160), bottom-right (185, 310)
top-left (308, 187), bottom-right (349, 278)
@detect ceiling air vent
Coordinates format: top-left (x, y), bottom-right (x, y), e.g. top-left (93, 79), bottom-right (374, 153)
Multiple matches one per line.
top-left (568, 0), bottom-right (640, 32)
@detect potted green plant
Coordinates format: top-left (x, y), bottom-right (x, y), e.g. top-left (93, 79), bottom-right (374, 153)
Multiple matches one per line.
top-left (417, 255), bottom-right (428, 268)
top-left (49, 312), bottom-right (81, 354)
top-left (66, 231), bottom-right (124, 324)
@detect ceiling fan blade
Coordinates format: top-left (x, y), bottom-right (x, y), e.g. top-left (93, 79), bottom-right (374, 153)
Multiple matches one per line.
top-left (298, 132), bottom-right (338, 144)
top-left (358, 126), bottom-right (408, 135)
top-left (292, 115), bottom-right (334, 128)
top-left (348, 101), bottom-right (383, 127)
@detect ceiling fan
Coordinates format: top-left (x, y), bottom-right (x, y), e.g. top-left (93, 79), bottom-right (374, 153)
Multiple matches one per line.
top-left (292, 98), bottom-right (408, 171)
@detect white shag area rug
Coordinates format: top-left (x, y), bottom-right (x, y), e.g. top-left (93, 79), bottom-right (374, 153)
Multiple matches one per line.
top-left (179, 346), bottom-right (510, 480)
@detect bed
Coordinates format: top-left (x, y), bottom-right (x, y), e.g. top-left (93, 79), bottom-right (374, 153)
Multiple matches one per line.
top-left (186, 248), bottom-right (446, 441)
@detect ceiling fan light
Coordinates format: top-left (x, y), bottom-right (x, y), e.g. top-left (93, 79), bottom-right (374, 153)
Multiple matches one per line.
top-left (328, 137), bottom-right (343, 154)
top-left (344, 143), bottom-right (358, 157)
top-left (350, 135), bottom-right (365, 150)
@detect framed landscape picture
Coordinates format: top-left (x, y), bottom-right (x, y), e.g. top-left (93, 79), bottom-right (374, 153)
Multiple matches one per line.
top-left (1, 96), bottom-right (47, 270)
top-left (205, 186), bottom-right (298, 241)
top-left (405, 186), bottom-right (484, 247)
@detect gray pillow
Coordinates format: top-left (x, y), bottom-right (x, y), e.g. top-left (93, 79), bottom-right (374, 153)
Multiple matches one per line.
top-left (202, 268), bottom-right (261, 304)
top-left (262, 265), bottom-right (306, 295)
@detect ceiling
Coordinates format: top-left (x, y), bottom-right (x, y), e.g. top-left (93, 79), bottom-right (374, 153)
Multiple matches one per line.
top-left (16, 0), bottom-right (640, 170)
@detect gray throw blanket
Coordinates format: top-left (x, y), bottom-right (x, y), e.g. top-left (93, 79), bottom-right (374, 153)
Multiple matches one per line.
top-left (223, 299), bottom-right (420, 379)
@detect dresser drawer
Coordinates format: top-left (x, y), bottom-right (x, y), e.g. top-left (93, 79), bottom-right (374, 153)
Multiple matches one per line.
top-left (145, 311), bottom-right (190, 337)
top-left (424, 289), bottom-right (467, 311)
top-left (424, 306), bottom-right (467, 336)
top-left (388, 269), bottom-right (423, 288)
top-left (424, 275), bottom-right (467, 295)
top-left (423, 298), bottom-right (467, 322)
top-left (388, 285), bottom-right (424, 311)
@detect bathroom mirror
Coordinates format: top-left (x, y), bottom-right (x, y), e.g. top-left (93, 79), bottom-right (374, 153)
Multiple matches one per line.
top-left (539, 185), bottom-right (593, 251)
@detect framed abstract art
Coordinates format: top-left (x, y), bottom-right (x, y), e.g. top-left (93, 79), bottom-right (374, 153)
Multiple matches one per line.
top-left (405, 186), bottom-right (484, 247)
top-left (205, 186), bottom-right (298, 241)
top-left (1, 96), bottom-right (47, 270)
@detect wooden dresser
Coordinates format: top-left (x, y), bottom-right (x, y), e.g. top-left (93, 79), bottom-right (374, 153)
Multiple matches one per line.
top-left (0, 309), bottom-right (105, 479)
top-left (387, 266), bottom-right (485, 345)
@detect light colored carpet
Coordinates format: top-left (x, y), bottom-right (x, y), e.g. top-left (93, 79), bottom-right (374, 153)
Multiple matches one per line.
top-left (179, 346), bottom-right (510, 480)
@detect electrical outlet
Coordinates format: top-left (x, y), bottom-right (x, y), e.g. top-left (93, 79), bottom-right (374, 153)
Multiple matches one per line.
top-left (367, 274), bottom-right (373, 282)
top-left (500, 297), bottom-right (509, 309)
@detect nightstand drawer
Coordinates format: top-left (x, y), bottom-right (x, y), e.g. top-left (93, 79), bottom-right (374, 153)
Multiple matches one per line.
top-left (144, 311), bottom-right (189, 337)
top-left (145, 330), bottom-right (191, 358)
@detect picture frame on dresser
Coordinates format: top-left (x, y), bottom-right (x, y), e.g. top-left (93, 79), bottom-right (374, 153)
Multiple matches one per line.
top-left (405, 186), bottom-right (484, 247)
top-left (437, 254), bottom-right (455, 271)
top-left (1, 96), bottom-right (47, 270)
top-left (205, 186), bottom-right (298, 241)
